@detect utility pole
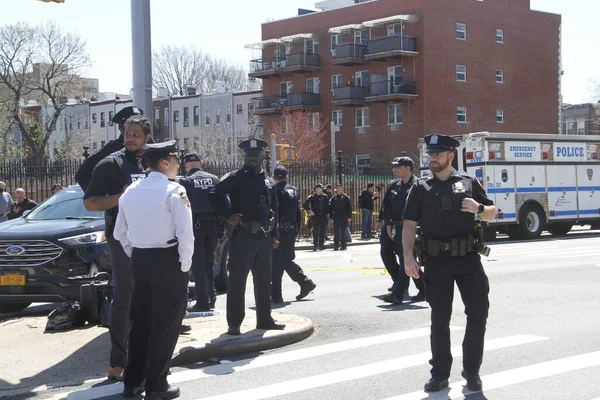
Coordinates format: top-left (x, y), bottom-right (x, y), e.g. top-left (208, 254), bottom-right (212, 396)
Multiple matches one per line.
top-left (131, 0), bottom-right (153, 121)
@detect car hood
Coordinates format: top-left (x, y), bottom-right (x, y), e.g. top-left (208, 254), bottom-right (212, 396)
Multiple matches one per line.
top-left (0, 218), bottom-right (105, 240)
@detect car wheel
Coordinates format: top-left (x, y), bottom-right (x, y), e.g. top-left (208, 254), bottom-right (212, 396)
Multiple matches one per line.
top-left (0, 302), bottom-right (32, 314)
top-left (214, 242), bottom-right (229, 294)
top-left (518, 203), bottom-right (545, 240)
top-left (548, 222), bottom-right (573, 236)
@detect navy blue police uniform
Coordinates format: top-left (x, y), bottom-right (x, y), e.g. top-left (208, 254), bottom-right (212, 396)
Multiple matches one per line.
top-left (329, 190), bottom-right (352, 250)
top-left (209, 139), bottom-right (284, 335)
top-left (271, 166), bottom-right (317, 303)
top-left (402, 133), bottom-right (494, 392)
top-left (303, 184), bottom-right (329, 251)
top-left (178, 152), bottom-right (221, 312)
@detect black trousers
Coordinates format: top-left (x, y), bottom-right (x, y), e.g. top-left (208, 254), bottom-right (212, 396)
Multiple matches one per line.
top-left (332, 213), bottom-right (348, 248)
top-left (227, 229), bottom-right (273, 327)
top-left (311, 215), bottom-right (328, 248)
top-left (191, 220), bottom-right (219, 308)
top-left (124, 246), bottom-right (188, 393)
top-left (380, 227), bottom-right (424, 294)
top-left (424, 252), bottom-right (490, 380)
top-left (271, 230), bottom-right (310, 299)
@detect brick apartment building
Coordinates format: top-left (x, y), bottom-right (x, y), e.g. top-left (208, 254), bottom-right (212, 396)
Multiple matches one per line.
top-left (248, 0), bottom-right (561, 163)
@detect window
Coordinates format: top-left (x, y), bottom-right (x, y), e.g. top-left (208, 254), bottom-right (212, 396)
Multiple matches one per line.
top-left (331, 74), bottom-right (343, 90)
top-left (332, 110), bottom-right (343, 126)
top-left (305, 39), bottom-right (318, 54)
top-left (496, 69), bottom-right (504, 83)
top-left (248, 103), bottom-right (254, 119)
top-left (216, 106), bottom-right (221, 124)
top-left (355, 70), bottom-right (370, 87)
top-left (456, 65), bottom-right (467, 82)
top-left (108, 111), bottom-right (114, 126)
top-left (173, 110), bottom-right (179, 123)
top-left (183, 138), bottom-right (190, 152)
top-left (237, 104), bottom-right (243, 114)
top-left (456, 23), bottom-right (467, 40)
top-left (153, 107), bottom-right (160, 130)
top-left (356, 107), bottom-right (369, 128)
top-left (193, 106), bottom-right (199, 126)
top-left (183, 107), bottom-right (189, 127)
top-left (496, 109), bottom-right (504, 123)
top-left (226, 105), bottom-right (232, 123)
top-left (165, 107), bottom-right (169, 125)
top-left (92, 113), bottom-right (97, 124)
top-left (306, 77), bottom-right (320, 93)
top-left (387, 24), bottom-right (400, 36)
top-left (457, 106), bottom-right (467, 124)
top-left (100, 112), bottom-right (105, 127)
top-left (331, 34), bottom-right (339, 51)
top-left (280, 82), bottom-right (291, 98)
top-left (205, 107), bottom-right (210, 125)
top-left (83, 117), bottom-right (88, 130)
top-left (354, 29), bottom-right (370, 46)
top-left (496, 29), bottom-right (504, 43)
top-left (388, 104), bottom-right (403, 124)
top-left (307, 113), bottom-right (319, 131)
top-left (388, 66), bottom-right (404, 86)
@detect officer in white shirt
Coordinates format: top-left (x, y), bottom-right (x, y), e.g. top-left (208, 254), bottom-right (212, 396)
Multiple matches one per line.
top-left (114, 140), bottom-right (193, 400)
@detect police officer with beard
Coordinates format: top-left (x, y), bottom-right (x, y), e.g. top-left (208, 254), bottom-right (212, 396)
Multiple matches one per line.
top-left (271, 166), bottom-right (317, 303)
top-left (303, 184), bottom-right (329, 251)
top-left (402, 134), bottom-right (495, 393)
top-left (179, 153), bottom-right (220, 312)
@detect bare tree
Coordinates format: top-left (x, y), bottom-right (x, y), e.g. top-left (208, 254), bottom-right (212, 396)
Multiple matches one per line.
top-left (267, 110), bottom-right (329, 162)
top-left (152, 45), bottom-right (249, 96)
top-left (0, 22), bottom-right (91, 164)
top-left (50, 110), bottom-right (89, 161)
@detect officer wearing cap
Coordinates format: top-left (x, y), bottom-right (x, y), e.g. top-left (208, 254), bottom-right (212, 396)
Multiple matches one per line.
top-left (114, 140), bottom-right (193, 399)
top-left (271, 165), bottom-right (317, 303)
top-left (178, 152), bottom-right (221, 312)
top-left (209, 138), bottom-right (284, 336)
top-left (402, 134), bottom-right (495, 393)
top-left (303, 183), bottom-right (329, 251)
top-left (380, 156), bottom-right (425, 305)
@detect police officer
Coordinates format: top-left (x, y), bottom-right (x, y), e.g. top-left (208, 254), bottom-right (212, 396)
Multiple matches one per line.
top-left (329, 184), bottom-right (352, 251)
top-left (303, 184), bottom-right (329, 251)
top-left (402, 134), bottom-right (495, 393)
top-left (381, 157), bottom-right (425, 305)
top-left (114, 140), bottom-right (194, 400)
top-left (179, 152), bottom-right (220, 312)
top-left (209, 139), bottom-right (284, 336)
top-left (271, 166), bottom-right (317, 303)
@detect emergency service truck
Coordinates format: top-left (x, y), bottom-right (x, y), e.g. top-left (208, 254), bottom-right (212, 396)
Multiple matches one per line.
top-left (418, 132), bottom-right (600, 240)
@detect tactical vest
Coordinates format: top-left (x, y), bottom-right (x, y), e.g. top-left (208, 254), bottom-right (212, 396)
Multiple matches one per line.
top-left (181, 170), bottom-right (217, 215)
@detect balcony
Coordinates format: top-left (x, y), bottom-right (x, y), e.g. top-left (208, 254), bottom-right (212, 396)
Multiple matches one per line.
top-left (252, 96), bottom-right (286, 116)
top-left (248, 58), bottom-right (285, 78)
top-left (365, 80), bottom-right (418, 103)
top-left (332, 86), bottom-right (369, 107)
top-left (332, 43), bottom-right (367, 66)
top-left (252, 92), bottom-right (320, 115)
top-left (366, 35), bottom-right (418, 60)
top-left (283, 52), bottom-right (321, 73)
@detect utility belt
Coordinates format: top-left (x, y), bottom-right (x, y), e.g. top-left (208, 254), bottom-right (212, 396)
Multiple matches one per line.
top-left (388, 219), bottom-right (403, 226)
top-left (193, 213), bottom-right (219, 227)
top-left (424, 235), bottom-right (477, 257)
top-left (279, 222), bottom-right (297, 233)
top-left (238, 220), bottom-right (273, 235)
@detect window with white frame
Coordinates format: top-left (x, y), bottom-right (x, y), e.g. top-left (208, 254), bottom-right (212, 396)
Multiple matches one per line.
top-left (356, 107), bottom-right (370, 128)
top-left (193, 106), bottom-right (199, 126)
top-left (496, 69), bottom-right (504, 83)
top-left (173, 110), bottom-right (179, 123)
top-left (183, 107), bottom-right (189, 127)
top-left (236, 104), bottom-right (243, 114)
top-left (165, 107), bottom-right (169, 125)
top-left (354, 29), bottom-right (370, 45)
top-left (331, 74), bottom-right (343, 90)
top-left (496, 109), bottom-right (504, 123)
top-left (331, 34), bottom-right (339, 51)
top-left (307, 113), bottom-right (319, 131)
top-left (305, 39), bottom-right (318, 54)
top-left (388, 104), bottom-right (403, 124)
top-left (457, 106), bottom-right (467, 123)
top-left (456, 23), bottom-right (467, 40)
top-left (216, 106), bottom-right (221, 124)
top-left (280, 81), bottom-right (292, 98)
top-left (332, 110), bottom-right (343, 126)
top-left (355, 70), bottom-right (370, 87)
top-left (456, 65), bottom-right (467, 82)
top-left (387, 24), bottom-right (400, 36)
top-left (307, 77), bottom-right (320, 93)
top-left (226, 104), bottom-right (232, 123)
top-left (204, 107), bottom-right (210, 125)
top-left (496, 29), bottom-right (504, 43)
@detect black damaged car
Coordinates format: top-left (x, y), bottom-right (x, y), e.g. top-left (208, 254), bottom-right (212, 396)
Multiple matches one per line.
top-left (0, 185), bottom-right (110, 313)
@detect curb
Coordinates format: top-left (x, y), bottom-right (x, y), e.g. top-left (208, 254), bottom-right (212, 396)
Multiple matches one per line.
top-left (171, 316), bottom-right (314, 366)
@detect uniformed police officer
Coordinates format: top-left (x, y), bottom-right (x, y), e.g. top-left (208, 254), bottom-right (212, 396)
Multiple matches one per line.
top-left (381, 157), bottom-right (425, 305)
top-left (303, 184), bottom-right (329, 251)
top-left (329, 184), bottom-right (352, 251)
top-left (114, 140), bottom-right (194, 400)
top-left (178, 152), bottom-right (220, 312)
top-left (402, 134), bottom-right (495, 393)
top-left (209, 139), bottom-right (285, 336)
top-left (271, 166), bottom-right (317, 303)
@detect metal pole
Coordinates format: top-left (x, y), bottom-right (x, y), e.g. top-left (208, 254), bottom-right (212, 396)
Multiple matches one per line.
top-left (270, 133), bottom-right (277, 172)
top-left (330, 121), bottom-right (336, 165)
top-left (131, 0), bottom-right (153, 126)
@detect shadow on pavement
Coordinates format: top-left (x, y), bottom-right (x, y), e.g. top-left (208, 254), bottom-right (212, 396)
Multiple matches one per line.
top-left (0, 302), bottom-right (57, 323)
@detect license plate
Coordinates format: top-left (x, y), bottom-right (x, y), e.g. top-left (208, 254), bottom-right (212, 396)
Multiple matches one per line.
top-left (0, 274), bottom-right (26, 286)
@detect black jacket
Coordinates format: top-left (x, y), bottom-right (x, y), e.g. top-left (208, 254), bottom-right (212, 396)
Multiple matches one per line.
top-left (8, 198), bottom-right (38, 219)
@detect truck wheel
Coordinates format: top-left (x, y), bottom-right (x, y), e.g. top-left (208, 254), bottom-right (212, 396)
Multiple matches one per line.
top-left (214, 242), bottom-right (229, 294)
top-left (519, 203), bottom-right (545, 239)
top-left (548, 222), bottom-right (573, 236)
top-left (483, 227), bottom-right (497, 242)
top-left (0, 302), bottom-right (31, 314)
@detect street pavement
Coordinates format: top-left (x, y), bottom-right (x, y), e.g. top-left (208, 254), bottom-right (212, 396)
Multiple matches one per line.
top-left (5, 229), bottom-right (600, 400)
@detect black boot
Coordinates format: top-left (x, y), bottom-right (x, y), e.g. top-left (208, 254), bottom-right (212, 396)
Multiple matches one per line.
top-left (296, 280), bottom-right (317, 300)
top-left (424, 377), bottom-right (449, 392)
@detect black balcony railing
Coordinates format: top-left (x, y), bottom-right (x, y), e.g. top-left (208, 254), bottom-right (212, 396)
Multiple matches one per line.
top-left (367, 35), bottom-right (417, 55)
top-left (333, 86), bottom-right (370, 101)
top-left (249, 57), bottom-right (285, 73)
top-left (252, 96), bottom-right (286, 111)
top-left (285, 52), bottom-right (320, 69)
top-left (369, 80), bottom-right (418, 97)
top-left (286, 92), bottom-right (321, 108)
top-left (333, 43), bottom-right (367, 60)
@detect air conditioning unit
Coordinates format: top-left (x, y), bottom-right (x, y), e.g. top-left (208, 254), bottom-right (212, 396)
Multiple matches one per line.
top-left (390, 124), bottom-right (399, 131)
top-left (358, 126), bottom-right (365, 134)
top-left (330, 49), bottom-right (336, 57)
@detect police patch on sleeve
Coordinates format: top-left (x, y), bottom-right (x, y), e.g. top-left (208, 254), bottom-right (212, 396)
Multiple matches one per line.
top-left (180, 192), bottom-right (191, 208)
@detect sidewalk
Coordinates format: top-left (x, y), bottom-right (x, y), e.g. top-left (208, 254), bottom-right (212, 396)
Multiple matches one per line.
top-left (0, 311), bottom-right (313, 398)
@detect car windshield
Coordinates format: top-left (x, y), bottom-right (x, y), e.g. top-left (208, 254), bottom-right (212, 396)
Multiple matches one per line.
top-left (25, 186), bottom-right (103, 221)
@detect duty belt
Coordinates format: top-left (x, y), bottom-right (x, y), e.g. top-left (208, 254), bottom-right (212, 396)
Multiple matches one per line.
top-left (280, 222), bottom-right (297, 233)
top-left (388, 220), bottom-right (403, 226)
top-left (239, 220), bottom-right (272, 235)
top-left (425, 235), bottom-right (476, 257)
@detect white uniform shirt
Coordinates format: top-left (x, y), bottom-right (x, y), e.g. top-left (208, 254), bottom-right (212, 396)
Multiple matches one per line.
top-left (114, 171), bottom-right (195, 271)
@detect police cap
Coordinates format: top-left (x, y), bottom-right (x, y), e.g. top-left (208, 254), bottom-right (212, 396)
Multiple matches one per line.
top-left (142, 140), bottom-right (179, 159)
top-left (183, 152), bottom-right (201, 163)
top-left (424, 134), bottom-right (460, 154)
top-left (314, 183), bottom-right (324, 189)
top-left (239, 138), bottom-right (268, 155)
top-left (112, 106), bottom-right (143, 125)
top-left (391, 156), bottom-right (414, 168)
top-left (273, 165), bottom-right (288, 178)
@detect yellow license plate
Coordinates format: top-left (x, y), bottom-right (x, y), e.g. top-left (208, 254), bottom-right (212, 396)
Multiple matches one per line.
top-left (0, 274), bottom-right (26, 286)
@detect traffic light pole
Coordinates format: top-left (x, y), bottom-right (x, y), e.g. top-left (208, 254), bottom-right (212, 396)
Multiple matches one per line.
top-left (131, 0), bottom-right (153, 123)
top-left (270, 133), bottom-right (277, 173)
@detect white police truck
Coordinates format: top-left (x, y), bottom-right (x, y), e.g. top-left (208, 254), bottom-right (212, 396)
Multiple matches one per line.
top-left (418, 132), bottom-right (600, 240)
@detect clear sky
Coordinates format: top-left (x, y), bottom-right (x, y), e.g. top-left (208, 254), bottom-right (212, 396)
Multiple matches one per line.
top-left (1, 0), bottom-right (596, 104)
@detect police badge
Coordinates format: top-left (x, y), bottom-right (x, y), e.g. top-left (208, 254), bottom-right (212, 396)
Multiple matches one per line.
top-left (180, 192), bottom-right (191, 208)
